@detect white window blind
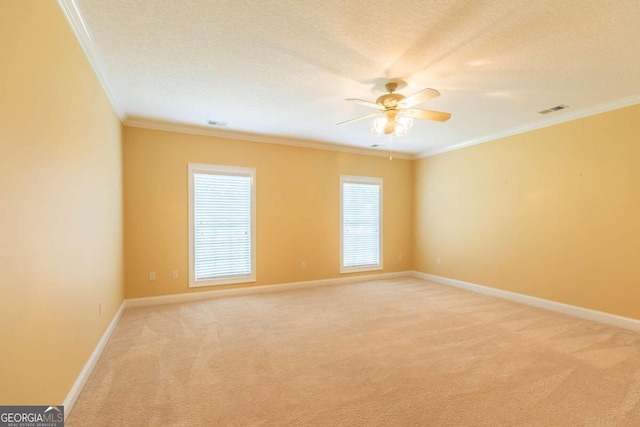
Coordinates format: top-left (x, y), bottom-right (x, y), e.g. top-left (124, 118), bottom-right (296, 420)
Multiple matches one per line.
top-left (341, 176), bottom-right (382, 273)
top-left (189, 164), bottom-right (255, 287)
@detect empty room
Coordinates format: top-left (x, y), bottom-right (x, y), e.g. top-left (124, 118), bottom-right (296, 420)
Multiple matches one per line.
top-left (2, 0), bottom-right (640, 425)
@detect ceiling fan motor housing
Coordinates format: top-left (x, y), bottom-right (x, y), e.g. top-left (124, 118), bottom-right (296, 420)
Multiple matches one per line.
top-left (376, 93), bottom-right (406, 109)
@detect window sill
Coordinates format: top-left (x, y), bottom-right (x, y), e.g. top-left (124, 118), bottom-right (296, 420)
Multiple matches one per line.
top-left (189, 275), bottom-right (256, 288)
top-left (340, 265), bottom-right (383, 274)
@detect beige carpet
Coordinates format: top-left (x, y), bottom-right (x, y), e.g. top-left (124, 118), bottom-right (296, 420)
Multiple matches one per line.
top-left (68, 278), bottom-right (640, 426)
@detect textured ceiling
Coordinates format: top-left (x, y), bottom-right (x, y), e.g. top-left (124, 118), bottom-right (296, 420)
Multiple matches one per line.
top-left (70, 0), bottom-right (640, 156)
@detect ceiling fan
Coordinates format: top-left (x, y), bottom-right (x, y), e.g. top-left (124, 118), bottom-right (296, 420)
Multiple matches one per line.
top-left (337, 81), bottom-right (451, 137)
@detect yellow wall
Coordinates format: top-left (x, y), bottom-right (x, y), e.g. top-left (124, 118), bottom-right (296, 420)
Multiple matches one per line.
top-left (123, 127), bottom-right (413, 298)
top-left (0, 1), bottom-right (123, 404)
top-left (414, 104), bottom-right (640, 319)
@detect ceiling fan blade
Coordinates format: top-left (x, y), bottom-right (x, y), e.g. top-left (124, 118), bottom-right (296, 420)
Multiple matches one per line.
top-left (345, 98), bottom-right (383, 109)
top-left (400, 88), bottom-right (441, 107)
top-left (336, 113), bottom-right (380, 126)
top-left (403, 108), bottom-right (451, 122)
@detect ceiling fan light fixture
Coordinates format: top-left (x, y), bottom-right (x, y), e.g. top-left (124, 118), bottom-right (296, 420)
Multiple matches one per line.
top-left (394, 123), bottom-right (407, 137)
top-left (372, 116), bottom-right (387, 136)
top-left (370, 115), bottom-right (413, 137)
top-left (398, 116), bottom-right (413, 130)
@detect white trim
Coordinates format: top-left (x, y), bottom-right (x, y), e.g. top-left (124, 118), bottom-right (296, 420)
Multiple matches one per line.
top-left (340, 266), bottom-right (384, 274)
top-left (126, 271), bottom-right (408, 308)
top-left (56, 0), bottom-right (640, 163)
top-left (56, 0), bottom-right (124, 119)
top-left (124, 118), bottom-right (415, 160)
top-left (125, 93), bottom-right (640, 161)
top-left (188, 163), bottom-right (256, 288)
top-left (416, 94), bottom-right (640, 158)
top-left (340, 175), bottom-right (383, 274)
top-left (63, 301), bottom-right (125, 418)
top-left (49, 1), bottom-right (640, 163)
top-left (411, 271), bottom-right (640, 333)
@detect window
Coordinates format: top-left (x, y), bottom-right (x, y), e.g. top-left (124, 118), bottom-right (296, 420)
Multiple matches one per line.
top-left (189, 164), bottom-right (256, 287)
top-left (340, 175), bottom-right (383, 273)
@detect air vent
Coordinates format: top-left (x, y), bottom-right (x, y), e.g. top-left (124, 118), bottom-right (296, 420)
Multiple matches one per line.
top-left (539, 104), bottom-right (569, 115)
top-left (207, 120), bottom-right (228, 127)
top-left (370, 144), bottom-right (381, 148)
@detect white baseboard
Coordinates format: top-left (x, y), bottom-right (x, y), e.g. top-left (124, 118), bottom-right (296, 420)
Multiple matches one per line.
top-left (68, 269), bottom-right (640, 420)
top-left (125, 271), bottom-right (411, 308)
top-left (411, 271), bottom-right (640, 333)
top-left (63, 301), bottom-right (125, 418)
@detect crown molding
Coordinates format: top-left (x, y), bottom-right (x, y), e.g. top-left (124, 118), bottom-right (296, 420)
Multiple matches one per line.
top-left (126, 93), bottom-right (639, 162)
top-left (57, 0), bottom-right (124, 119)
top-left (416, 94), bottom-right (640, 159)
top-left (123, 117), bottom-right (415, 160)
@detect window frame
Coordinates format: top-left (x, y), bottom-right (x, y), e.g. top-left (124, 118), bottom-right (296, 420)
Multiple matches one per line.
top-left (340, 175), bottom-right (383, 274)
top-left (188, 163), bottom-right (256, 288)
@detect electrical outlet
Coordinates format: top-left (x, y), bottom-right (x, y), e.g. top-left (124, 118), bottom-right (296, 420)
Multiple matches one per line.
top-left (436, 257), bottom-right (441, 265)
top-left (149, 272), bottom-right (156, 281)
top-left (398, 254), bottom-right (403, 261)
top-left (172, 270), bottom-right (179, 279)
top-left (300, 261), bottom-right (306, 269)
